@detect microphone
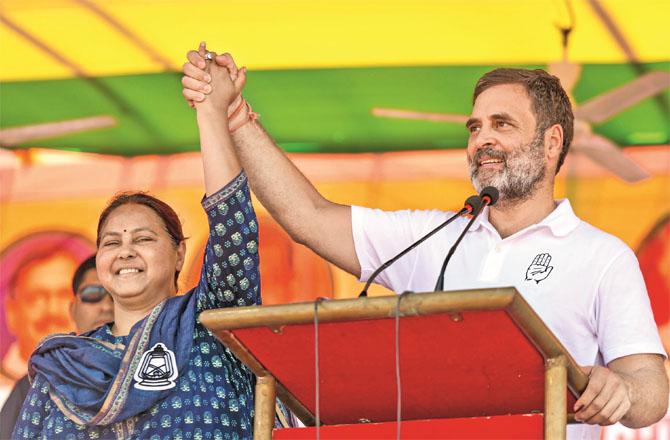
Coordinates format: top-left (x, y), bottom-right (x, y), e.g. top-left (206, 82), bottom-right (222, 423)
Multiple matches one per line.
top-left (433, 186), bottom-right (499, 292)
top-left (480, 186), bottom-right (499, 207)
top-left (359, 195), bottom-right (482, 297)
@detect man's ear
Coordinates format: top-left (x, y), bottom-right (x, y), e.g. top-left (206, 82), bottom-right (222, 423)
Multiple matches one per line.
top-left (176, 241), bottom-right (186, 272)
top-left (545, 124), bottom-right (564, 162)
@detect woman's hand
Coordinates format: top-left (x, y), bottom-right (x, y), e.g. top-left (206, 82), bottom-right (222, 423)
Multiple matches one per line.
top-left (182, 43), bottom-right (247, 117)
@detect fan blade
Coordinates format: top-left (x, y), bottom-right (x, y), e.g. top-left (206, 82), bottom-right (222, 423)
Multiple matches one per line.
top-left (572, 134), bottom-right (650, 183)
top-left (548, 61), bottom-right (582, 98)
top-left (0, 115), bottom-right (117, 147)
top-left (371, 108), bottom-right (469, 124)
top-left (575, 71), bottom-right (670, 123)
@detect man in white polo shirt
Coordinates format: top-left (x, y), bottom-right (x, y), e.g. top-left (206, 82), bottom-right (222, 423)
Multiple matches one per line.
top-left (181, 47), bottom-right (668, 437)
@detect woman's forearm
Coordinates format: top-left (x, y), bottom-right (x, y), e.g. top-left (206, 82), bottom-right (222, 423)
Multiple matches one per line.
top-left (197, 109), bottom-right (241, 196)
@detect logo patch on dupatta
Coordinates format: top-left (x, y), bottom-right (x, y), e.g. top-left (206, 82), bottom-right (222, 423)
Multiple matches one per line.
top-left (133, 343), bottom-right (178, 391)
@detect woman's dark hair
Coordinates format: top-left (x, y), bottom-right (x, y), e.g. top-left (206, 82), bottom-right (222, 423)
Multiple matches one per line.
top-left (97, 192), bottom-right (185, 289)
top-left (72, 254), bottom-right (97, 295)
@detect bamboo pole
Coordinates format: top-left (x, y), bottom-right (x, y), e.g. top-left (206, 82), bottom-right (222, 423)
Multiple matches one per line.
top-left (200, 288), bottom-right (515, 330)
top-left (253, 376), bottom-right (277, 440)
top-left (545, 355), bottom-right (567, 440)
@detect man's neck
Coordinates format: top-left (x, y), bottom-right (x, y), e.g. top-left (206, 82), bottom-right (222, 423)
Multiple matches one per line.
top-left (488, 187), bottom-right (557, 239)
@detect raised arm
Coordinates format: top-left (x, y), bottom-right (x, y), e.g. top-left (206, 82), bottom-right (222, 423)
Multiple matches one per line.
top-left (191, 43), bottom-right (243, 196)
top-left (183, 47), bottom-right (360, 276)
top-left (191, 49), bottom-right (261, 310)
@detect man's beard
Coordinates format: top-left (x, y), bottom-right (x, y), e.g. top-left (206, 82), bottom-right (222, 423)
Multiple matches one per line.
top-left (468, 131), bottom-right (547, 204)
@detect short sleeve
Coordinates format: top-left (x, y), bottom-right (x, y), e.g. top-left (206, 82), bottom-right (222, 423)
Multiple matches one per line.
top-left (351, 206), bottom-right (445, 292)
top-left (196, 172), bottom-right (261, 311)
top-left (595, 247), bottom-right (667, 364)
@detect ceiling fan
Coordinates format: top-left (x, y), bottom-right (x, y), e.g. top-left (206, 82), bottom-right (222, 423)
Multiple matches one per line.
top-left (0, 115), bottom-right (117, 149)
top-left (372, 21), bottom-right (669, 183)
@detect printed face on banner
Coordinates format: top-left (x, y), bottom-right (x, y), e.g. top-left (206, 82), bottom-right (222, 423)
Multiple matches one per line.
top-left (1, 232), bottom-right (94, 382)
top-left (4, 252), bottom-right (77, 361)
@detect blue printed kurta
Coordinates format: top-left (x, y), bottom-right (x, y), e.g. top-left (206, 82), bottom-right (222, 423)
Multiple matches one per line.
top-left (14, 173), bottom-right (260, 440)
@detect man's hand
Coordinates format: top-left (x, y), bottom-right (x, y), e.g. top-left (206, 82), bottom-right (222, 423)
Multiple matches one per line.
top-left (574, 365), bottom-right (632, 426)
top-left (182, 42), bottom-right (246, 112)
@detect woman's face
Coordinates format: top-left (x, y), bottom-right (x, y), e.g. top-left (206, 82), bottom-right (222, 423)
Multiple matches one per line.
top-left (96, 204), bottom-right (185, 307)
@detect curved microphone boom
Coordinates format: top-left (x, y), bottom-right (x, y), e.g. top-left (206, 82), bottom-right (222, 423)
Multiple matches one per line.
top-left (359, 195), bottom-right (482, 297)
top-left (433, 186), bottom-right (499, 292)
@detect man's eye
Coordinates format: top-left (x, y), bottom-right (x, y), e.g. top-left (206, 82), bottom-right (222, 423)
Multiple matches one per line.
top-left (496, 121), bottom-right (510, 128)
top-left (468, 126), bottom-right (480, 133)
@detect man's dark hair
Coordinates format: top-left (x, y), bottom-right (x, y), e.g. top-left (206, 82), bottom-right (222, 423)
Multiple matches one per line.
top-left (473, 68), bottom-right (574, 174)
top-left (72, 254), bottom-right (96, 295)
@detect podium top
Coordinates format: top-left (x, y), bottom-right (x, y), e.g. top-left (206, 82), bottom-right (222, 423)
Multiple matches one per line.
top-left (201, 287), bottom-right (588, 425)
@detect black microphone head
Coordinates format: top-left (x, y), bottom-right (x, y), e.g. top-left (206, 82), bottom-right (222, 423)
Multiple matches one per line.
top-left (463, 195), bottom-right (482, 214)
top-left (480, 187), bottom-right (499, 206)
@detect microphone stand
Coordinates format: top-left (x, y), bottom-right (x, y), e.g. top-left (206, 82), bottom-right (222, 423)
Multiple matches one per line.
top-left (433, 187), bottom-right (499, 292)
top-left (359, 195), bottom-right (482, 297)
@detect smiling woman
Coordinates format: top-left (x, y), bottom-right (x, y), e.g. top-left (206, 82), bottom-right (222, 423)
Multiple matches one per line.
top-left (11, 51), bottom-right (274, 438)
top-left (96, 194), bottom-right (186, 334)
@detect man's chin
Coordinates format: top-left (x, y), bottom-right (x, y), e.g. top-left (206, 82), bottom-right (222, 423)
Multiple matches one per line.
top-left (472, 176), bottom-right (502, 193)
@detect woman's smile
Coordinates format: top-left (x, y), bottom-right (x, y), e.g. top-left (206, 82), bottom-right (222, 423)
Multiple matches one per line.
top-left (97, 203), bottom-right (184, 305)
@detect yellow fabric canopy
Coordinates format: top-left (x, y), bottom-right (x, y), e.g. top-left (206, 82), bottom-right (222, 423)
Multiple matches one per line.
top-left (1, 0), bottom-right (669, 81)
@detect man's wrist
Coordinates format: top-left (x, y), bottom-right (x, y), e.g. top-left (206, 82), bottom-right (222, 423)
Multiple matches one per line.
top-left (229, 99), bottom-right (258, 133)
top-left (228, 100), bottom-right (249, 127)
top-left (227, 95), bottom-right (244, 117)
top-left (616, 371), bottom-right (636, 425)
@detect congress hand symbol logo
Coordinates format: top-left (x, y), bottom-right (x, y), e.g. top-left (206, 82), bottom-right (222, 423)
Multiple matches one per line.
top-left (525, 253), bottom-right (554, 284)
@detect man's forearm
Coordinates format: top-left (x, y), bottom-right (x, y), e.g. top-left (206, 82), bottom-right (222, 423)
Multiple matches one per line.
top-left (231, 120), bottom-right (326, 242)
top-left (229, 118), bottom-right (360, 275)
top-left (619, 365), bottom-right (669, 428)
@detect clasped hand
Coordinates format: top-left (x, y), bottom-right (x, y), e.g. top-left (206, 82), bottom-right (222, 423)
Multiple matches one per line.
top-left (182, 42), bottom-right (246, 116)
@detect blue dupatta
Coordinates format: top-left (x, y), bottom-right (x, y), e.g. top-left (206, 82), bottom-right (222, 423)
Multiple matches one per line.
top-left (29, 289), bottom-right (197, 426)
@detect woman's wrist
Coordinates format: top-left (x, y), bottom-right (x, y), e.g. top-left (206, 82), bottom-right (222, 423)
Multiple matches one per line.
top-left (196, 107), bottom-right (230, 130)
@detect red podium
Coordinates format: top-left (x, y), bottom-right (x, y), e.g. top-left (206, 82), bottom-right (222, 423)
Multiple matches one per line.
top-left (200, 287), bottom-right (588, 439)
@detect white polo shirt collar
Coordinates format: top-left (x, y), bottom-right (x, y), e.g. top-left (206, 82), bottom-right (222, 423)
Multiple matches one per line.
top-left (470, 198), bottom-right (581, 238)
